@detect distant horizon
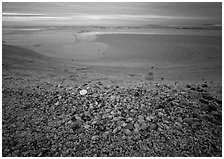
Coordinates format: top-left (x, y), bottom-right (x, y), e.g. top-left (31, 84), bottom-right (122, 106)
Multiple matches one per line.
top-left (2, 2), bottom-right (222, 27)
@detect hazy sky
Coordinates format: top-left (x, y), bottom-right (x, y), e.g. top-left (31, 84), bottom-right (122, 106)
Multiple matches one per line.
top-left (2, 2), bottom-right (222, 26)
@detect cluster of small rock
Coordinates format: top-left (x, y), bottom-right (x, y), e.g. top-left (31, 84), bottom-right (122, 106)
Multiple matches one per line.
top-left (2, 81), bottom-right (222, 157)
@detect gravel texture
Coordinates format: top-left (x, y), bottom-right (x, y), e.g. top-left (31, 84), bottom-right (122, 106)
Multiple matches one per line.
top-left (2, 79), bottom-right (222, 157)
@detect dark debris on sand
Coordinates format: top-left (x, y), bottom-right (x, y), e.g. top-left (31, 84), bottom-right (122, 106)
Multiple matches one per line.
top-left (2, 80), bottom-right (222, 157)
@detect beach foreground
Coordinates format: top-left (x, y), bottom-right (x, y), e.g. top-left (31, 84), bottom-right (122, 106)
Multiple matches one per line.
top-left (2, 28), bottom-right (222, 156)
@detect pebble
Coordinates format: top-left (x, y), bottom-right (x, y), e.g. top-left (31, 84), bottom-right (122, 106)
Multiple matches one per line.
top-left (177, 117), bottom-right (183, 123)
top-left (149, 123), bottom-right (158, 130)
top-left (214, 98), bottom-right (222, 104)
top-left (105, 108), bottom-right (111, 113)
top-left (202, 94), bottom-right (214, 101)
top-left (89, 104), bottom-right (94, 109)
top-left (55, 101), bottom-right (59, 106)
top-left (175, 122), bottom-right (182, 130)
top-left (133, 128), bottom-right (139, 134)
top-left (199, 98), bottom-right (209, 104)
top-left (71, 120), bottom-right (82, 130)
top-left (80, 89), bottom-right (87, 95)
top-left (75, 116), bottom-right (82, 121)
top-left (126, 117), bottom-right (133, 122)
top-left (122, 122), bottom-right (128, 127)
top-left (201, 83), bottom-right (208, 88)
top-left (103, 131), bottom-right (110, 137)
top-left (126, 123), bottom-right (134, 130)
top-left (92, 135), bottom-right (99, 141)
top-left (141, 123), bottom-right (148, 130)
top-left (84, 124), bottom-right (91, 129)
top-left (146, 115), bottom-right (155, 122)
top-left (207, 104), bottom-right (217, 112)
top-left (124, 129), bottom-right (132, 135)
top-left (132, 134), bottom-right (140, 141)
top-left (134, 123), bottom-right (140, 129)
top-left (91, 120), bottom-right (98, 125)
top-left (138, 118), bottom-right (145, 124)
top-left (113, 127), bottom-right (119, 134)
top-left (110, 95), bottom-right (116, 101)
top-left (138, 115), bottom-right (144, 119)
top-left (146, 116), bottom-right (152, 122)
top-left (183, 117), bottom-right (194, 125)
top-left (157, 112), bottom-right (164, 118)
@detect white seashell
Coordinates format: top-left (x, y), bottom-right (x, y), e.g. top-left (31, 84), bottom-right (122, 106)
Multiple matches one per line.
top-left (80, 89), bottom-right (87, 95)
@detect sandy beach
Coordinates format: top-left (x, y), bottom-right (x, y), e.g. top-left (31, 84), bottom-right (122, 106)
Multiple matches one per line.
top-left (2, 26), bottom-right (222, 157)
top-left (2, 2), bottom-right (222, 157)
top-left (3, 27), bottom-right (222, 85)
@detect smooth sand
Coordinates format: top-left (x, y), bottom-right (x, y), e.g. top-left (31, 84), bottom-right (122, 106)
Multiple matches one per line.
top-left (2, 28), bottom-right (222, 85)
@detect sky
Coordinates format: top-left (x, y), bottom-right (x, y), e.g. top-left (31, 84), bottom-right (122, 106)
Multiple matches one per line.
top-left (2, 2), bottom-right (222, 26)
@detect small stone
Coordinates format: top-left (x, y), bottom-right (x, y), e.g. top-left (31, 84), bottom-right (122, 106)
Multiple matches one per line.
top-left (67, 120), bottom-right (72, 124)
top-left (175, 122), bottom-right (182, 130)
top-left (214, 99), bottom-right (222, 104)
top-left (121, 135), bottom-right (126, 140)
top-left (157, 112), bottom-right (164, 118)
top-left (126, 123), bottom-right (134, 130)
top-left (75, 116), bottom-right (82, 121)
top-left (177, 117), bottom-right (183, 123)
top-left (105, 109), bottom-right (111, 113)
top-left (55, 101), bottom-right (59, 106)
top-left (117, 120), bottom-right (122, 127)
top-left (146, 116), bottom-right (152, 122)
top-left (71, 120), bottom-right (82, 130)
top-left (126, 117), bottom-right (133, 122)
top-left (134, 92), bottom-right (140, 97)
top-left (134, 123), bottom-right (140, 129)
top-left (201, 83), bottom-right (208, 88)
top-left (202, 94), bottom-right (214, 101)
top-left (147, 115), bottom-right (155, 122)
top-left (133, 128), bottom-right (139, 134)
top-left (142, 144), bottom-right (150, 151)
top-left (124, 129), bottom-right (132, 135)
top-left (183, 117), bottom-right (194, 125)
top-left (103, 131), bottom-right (110, 137)
top-left (207, 104), bottom-right (217, 112)
top-left (149, 123), bottom-right (158, 130)
top-left (132, 134), bottom-right (140, 140)
top-left (89, 104), bottom-right (94, 109)
top-left (91, 120), bottom-right (98, 125)
top-left (113, 127), bottom-right (119, 134)
top-left (138, 118), bottom-right (145, 124)
top-left (141, 123), bottom-right (148, 130)
top-left (112, 117), bottom-right (118, 121)
top-left (92, 135), bottom-right (99, 141)
top-left (199, 98), bottom-right (209, 104)
top-left (156, 104), bottom-right (165, 109)
top-left (138, 115), bottom-right (144, 119)
top-left (141, 104), bottom-right (145, 107)
top-left (211, 112), bottom-right (222, 123)
top-left (110, 95), bottom-right (116, 101)
top-left (84, 124), bottom-right (91, 129)
top-left (80, 89), bottom-right (87, 95)
top-left (122, 122), bottom-right (128, 127)
top-left (160, 136), bottom-right (166, 143)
